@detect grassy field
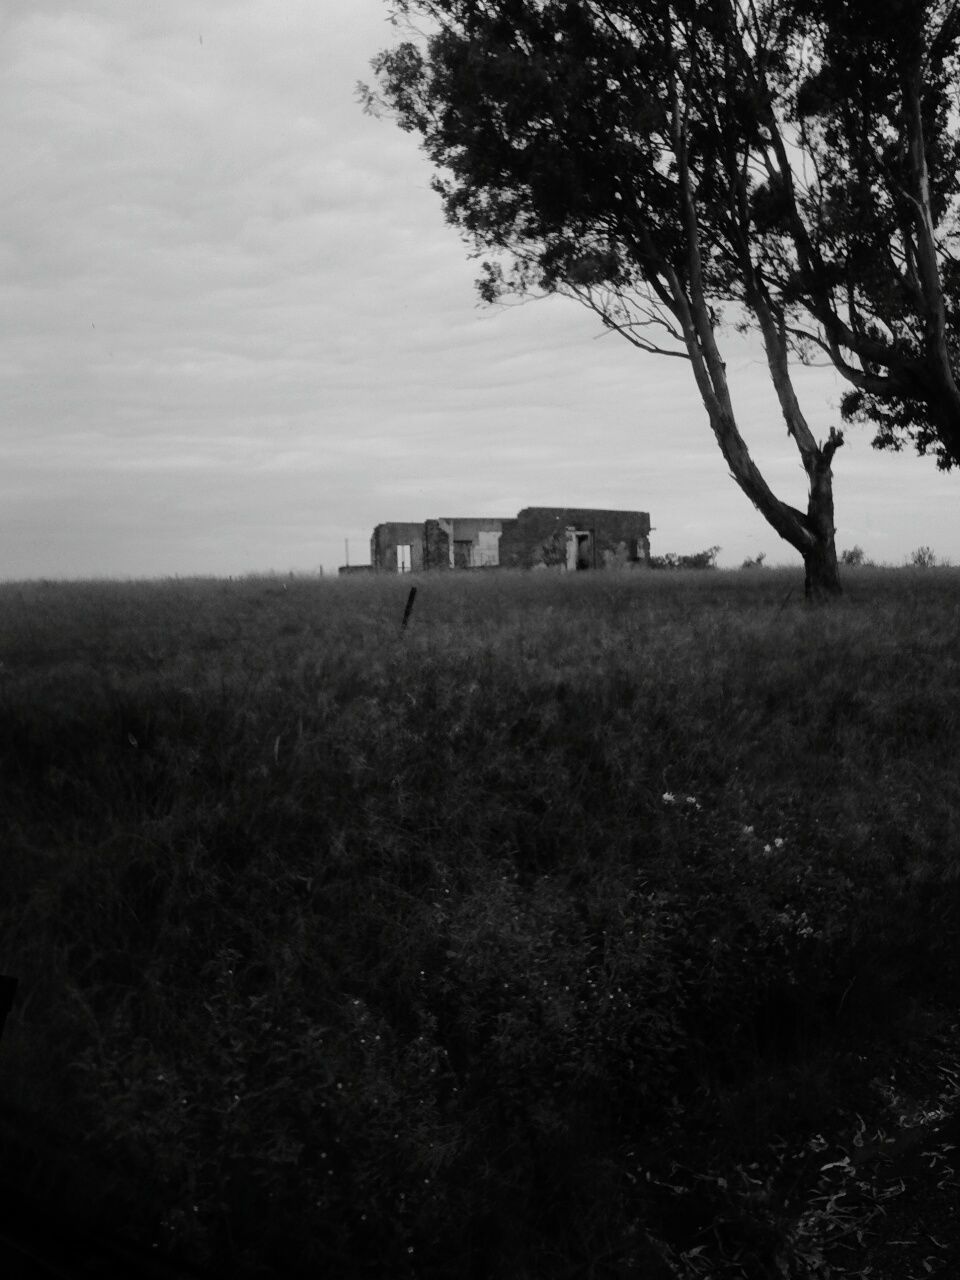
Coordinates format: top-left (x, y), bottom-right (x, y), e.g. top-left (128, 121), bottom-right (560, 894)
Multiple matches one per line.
top-left (1, 566), bottom-right (959, 1278)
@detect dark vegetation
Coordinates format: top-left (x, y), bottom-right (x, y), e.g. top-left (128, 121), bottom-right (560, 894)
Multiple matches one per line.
top-left (2, 569), bottom-right (960, 1277)
top-left (649, 545), bottom-right (721, 570)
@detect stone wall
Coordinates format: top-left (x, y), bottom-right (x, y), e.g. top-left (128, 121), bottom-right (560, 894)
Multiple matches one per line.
top-left (423, 519), bottom-right (450, 571)
top-left (498, 508), bottom-right (651, 569)
top-left (370, 522), bottom-right (427, 572)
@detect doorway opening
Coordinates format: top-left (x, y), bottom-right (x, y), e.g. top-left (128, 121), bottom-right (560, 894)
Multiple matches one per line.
top-left (565, 528), bottom-right (594, 571)
top-left (453, 540), bottom-right (473, 568)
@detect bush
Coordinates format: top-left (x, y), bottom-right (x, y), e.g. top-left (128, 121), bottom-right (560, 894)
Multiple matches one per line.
top-left (910, 546), bottom-right (938, 567)
top-left (741, 551), bottom-right (766, 569)
top-left (649, 545), bottom-right (720, 570)
top-left (840, 546), bottom-right (868, 567)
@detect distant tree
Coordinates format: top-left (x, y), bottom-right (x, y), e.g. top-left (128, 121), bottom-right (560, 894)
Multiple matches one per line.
top-left (741, 551), bottom-right (767, 569)
top-left (839, 546), bottom-right (868, 567)
top-left (910, 545), bottom-right (939, 567)
top-left (364, 1), bottom-right (850, 598)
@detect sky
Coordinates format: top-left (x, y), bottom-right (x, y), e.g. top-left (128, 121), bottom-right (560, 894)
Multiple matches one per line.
top-left (2, 0), bottom-right (958, 579)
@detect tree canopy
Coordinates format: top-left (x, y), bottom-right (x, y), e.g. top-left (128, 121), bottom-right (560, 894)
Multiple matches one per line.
top-left (738, 0), bottom-right (960, 468)
top-left (371, 0), bottom-right (960, 463)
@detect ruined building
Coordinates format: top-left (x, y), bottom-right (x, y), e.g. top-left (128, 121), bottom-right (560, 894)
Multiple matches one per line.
top-left (360, 507), bottom-right (651, 573)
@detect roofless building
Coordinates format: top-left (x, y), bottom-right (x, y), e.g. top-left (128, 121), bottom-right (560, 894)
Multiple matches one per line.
top-left (343, 507), bottom-right (652, 574)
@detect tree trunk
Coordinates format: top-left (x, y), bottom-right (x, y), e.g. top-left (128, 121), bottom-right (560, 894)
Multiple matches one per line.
top-left (803, 428), bottom-right (843, 601)
top-left (803, 538), bottom-right (842, 601)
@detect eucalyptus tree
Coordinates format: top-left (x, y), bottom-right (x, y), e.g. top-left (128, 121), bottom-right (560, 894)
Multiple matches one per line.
top-left (720, 0), bottom-right (960, 469)
top-left (365, 0), bottom-right (850, 596)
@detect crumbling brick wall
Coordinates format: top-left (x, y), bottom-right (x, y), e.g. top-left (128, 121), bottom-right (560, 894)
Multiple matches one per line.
top-left (370, 523), bottom-right (427, 572)
top-left (498, 508), bottom-right (651, 569)
top-left (423, 520), bottom-right (450, 570)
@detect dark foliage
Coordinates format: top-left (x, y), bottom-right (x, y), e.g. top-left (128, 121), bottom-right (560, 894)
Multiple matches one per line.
top-left (368, 1), bottom-right (960, 473)
top-left (649, 545), bottom-right (721, 569)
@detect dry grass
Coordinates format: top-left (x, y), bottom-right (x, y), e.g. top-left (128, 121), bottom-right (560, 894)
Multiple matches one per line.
top-left (1, 566), bottom-right (959, 1277)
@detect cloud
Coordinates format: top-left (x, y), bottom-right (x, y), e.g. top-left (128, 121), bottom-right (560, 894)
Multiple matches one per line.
top-left (0, 0), bottom-right (955, 579)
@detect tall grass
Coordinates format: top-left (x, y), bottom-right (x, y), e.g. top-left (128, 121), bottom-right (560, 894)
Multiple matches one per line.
top-left (1, 567), bottom-right (959, 1277)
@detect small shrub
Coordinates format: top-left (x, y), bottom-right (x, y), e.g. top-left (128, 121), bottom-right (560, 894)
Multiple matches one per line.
top-left (679, 544), bottom-right (720, 570)
top-left (840, 546), bottom-right (868, 567)
top-left (741, 551), bottom-right (766, 569)
top-left (650, 545), bottom-right (720, 570)
top-left (601, 540), bottom-right (632, 570)
top-left (910, 546), bottom-right (938, 567)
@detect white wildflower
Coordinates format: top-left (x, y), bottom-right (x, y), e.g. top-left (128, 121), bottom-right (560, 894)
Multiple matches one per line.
top-left (662, 792), bottom-right (676, 804)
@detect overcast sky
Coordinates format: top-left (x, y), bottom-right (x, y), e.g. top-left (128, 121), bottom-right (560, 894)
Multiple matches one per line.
top-left (2, 0), bottom-right (957, 579)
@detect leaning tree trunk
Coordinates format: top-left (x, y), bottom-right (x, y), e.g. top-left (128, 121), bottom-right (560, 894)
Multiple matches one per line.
top-left (659, 151), bottom-right (846, 601)
top-left (745, 278), bottom-right (846, 601)
top-left (695, 396), bottom-right (844, 601)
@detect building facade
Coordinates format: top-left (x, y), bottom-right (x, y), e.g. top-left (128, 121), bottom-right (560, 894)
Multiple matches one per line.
top-left (361, 507), bottom-right (651, 573)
